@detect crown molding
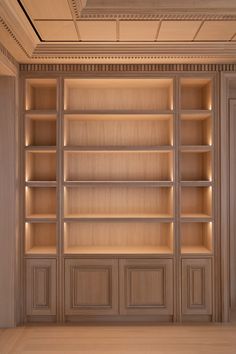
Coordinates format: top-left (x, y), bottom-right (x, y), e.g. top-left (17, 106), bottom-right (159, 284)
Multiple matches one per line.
top-left (79, 9), bottom-right (236, 20)
top-left (0, 41), bottom-right (18, 75)
top-left (19, 63), bottom-right (236, 73)
top-left (31, 42), bottom-right (236, 61)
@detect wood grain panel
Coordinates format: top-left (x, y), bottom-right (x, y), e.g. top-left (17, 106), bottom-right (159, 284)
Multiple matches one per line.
top-left (25, 187), bottom-right (56, 218)
top-left (181, 114), bottom-right (212, 146)
top-left (21, 0), bottom-right (73, 19)
top-left (26, 115), bottom-right (57, 147)
top-left (120, 21), bottom-right (159, 41)
top-left (119, 259), bottom-right (173, 315)
top-left (195, 21), bottom-right (236, 41)
top-left (64, 114), bottom-right (173, 147)
top-left (26, 152), bottom-right (56, 181)
top-left (26, 259), bottom-right (56, 316)
top-left (77, 21), bottom-right (116, 41)
top-left (64, 151), bottom-right (173, 181)
top-left (35, 21), bottom-right (78, 41)
top-left (180, 79), bottom-right (212, 110)
top-left (25, 79), bottom-right (57, 111)
top-left (64, 221), bottom-right (173, 254)
top-left (64, 186), bottom-right (173, 217)
top-left (181, 187), bottom-right (212, 217)
top-left (64, 78), bottom-right (173, 111)
top-left (182, 258), bottom-right (212, 315)
top-left (65, 259), bottom-right (118, 315)
top-left (180, 152), bottom-right (212, 181)
top-left (158, 21), bottom-right (201, 41)
top-left (25, 223), bottom-right (56, 254)
top-left (181, 222), bottom-right (212, 254)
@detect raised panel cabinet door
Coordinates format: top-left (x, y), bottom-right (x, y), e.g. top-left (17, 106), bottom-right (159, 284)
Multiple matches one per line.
top-left (119, 259), bottom-right (173, 315)
top-left (182, 258), bottom-right (212, 315)
top-left (26, 259), bottom-right (56, 316)
top-left (65, 259), bottom-right (118, 315)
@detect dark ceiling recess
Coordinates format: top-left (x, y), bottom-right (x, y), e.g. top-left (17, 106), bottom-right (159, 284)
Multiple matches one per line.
top-left (17, 0), bottom-right (42, 41)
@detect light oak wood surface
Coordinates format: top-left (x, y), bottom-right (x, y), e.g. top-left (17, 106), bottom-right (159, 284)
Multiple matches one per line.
top-left (0, 324), bottom-right (236, 354)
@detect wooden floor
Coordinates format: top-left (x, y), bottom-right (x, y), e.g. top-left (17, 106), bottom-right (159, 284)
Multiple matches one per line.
top-left (0, 323), bottom-right (236, 354)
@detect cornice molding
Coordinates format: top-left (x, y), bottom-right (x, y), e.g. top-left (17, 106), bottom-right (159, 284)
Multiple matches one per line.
top-left (0, 41), bottom-right (18, 68)
top-left (19, 63), bottom-right (236, 73)
top-left (0, 17), bottom-right (30, 58)
top-left (31, 42), bottom-right (236, 60)
top-left (79, 8), bottom-right (236, 20)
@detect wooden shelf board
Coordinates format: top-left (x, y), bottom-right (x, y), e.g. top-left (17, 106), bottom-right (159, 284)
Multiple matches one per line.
top-left (26, 214), bottom-right (56, 220)
top-left (25, 181), bottom-right (57, 187)
top-left (64, 215), bottom-right (173, 222)
top-left (180, 112), bottom-right (212, 120)
top-left (181, 246), bottom-right (212, 254)
top-left (63, 146), bottom-right (173, 152)
top-left (25, 219), bottom-right (57, 224)
top-left (25, 246), bottom-right (56, 255)
top-left (63, 113), bottom-right (173, 120)
top-left (180, 146), bottom-right (212, 152)
top-left (180, 109), bottom-right (212, 115)
top-left (25, 146), bottom-right (57, 151)
top-left (25, 110), bottom-right (57, 115)
top-left (180, 181), bottom-right (213, 187)
top-left (63, 110), bottom-right (174, 116)
top-left (64, 181), bottom-right (173, 187)
top-left (181, 213), bottom-right (211, 218)
top-left (64, 246), bottom-right (173, 255)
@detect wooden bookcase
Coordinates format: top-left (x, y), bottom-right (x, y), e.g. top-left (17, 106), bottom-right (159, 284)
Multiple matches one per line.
top-left (23, 74), bottom-right (216, 322)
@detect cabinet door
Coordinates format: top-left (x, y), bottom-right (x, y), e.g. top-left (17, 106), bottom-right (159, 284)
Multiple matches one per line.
top-left (26, 259), bottom-right (56, 316)
top-left (182, 258), bottom-right (212, 315)
top-left (65, 259), bottom-right (118, 315)
top-left (119, 259), bottom-right (173, 315)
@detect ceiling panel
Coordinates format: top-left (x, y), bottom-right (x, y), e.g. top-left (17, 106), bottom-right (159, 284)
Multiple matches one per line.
top-left (120, 21), bottom-right (159, 41)
top-left (21, 0), bottom-right (72, 19)
top-left (195, 21), bottom-right (236, 40)
top-left (77, 21), bottom-right (117, 41)
top-left (158, 21), bottom-right (202, 41)
top-left (35, 21), bottom-right (78, 41)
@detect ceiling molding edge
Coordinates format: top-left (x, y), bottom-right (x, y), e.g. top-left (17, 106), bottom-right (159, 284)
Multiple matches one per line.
top-left (19, 63), bottom-right (236, 72)
top-left (79, 8), bottom-right (236, 20)
top-left (0, 41), bottom-right (18, 68)
top-left (0, 17), bottom-right (31, 58)
top-left (31, 42), bottom-right (236, 60)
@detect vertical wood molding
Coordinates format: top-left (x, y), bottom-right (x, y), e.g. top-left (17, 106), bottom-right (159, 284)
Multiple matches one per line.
top-left (220, 72), bottom-right (233, 322)
top-left (229, 99), bottom-right (236, 310)
top-left (0, 77), bottom-right (17, 327)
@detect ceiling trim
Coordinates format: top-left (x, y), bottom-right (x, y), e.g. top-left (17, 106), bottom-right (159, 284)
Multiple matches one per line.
top-left (79, 9), bottom-right (236, 20)
top-left (0, 17), bottom-right (31, 58)
top-left (1, 0), bottom-right (236, 64)
top-left (32, 42), bottom-right (236, 58)
top-left (19, 63), bottom-right (236, 73)
top-left (0, 41), bottom-right (18, 69)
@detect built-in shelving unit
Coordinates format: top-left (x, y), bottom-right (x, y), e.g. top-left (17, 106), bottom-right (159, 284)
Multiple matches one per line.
top-left (63, 78), bottom-right (174, 255)
top-left (180, 77), bottom-right (213, 255)
top-left (24, 78), bottom-right (57, 255)
top-left (23, 74), bottom-right (215, 321)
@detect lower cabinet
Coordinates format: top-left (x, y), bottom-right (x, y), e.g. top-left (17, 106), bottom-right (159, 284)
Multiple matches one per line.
top-left (65, 258), bottom-right (173, 316)
top-left (181, 258), bottom-right (212, 315)
top-left (65, 258), bottom-right (119, 315)
top-left (25, 258), bottom-right (213, 319)
top-left (26, 259), bottom-right (57, 317)
top-left (119, 259), bottom-right (173, 315)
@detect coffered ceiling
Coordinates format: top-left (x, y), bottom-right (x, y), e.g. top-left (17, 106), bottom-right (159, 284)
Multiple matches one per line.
top-left (1, 0), bottom-right (236, 63)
